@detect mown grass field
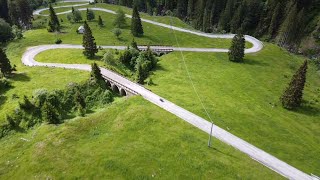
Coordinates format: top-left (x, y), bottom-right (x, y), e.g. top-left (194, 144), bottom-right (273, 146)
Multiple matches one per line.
top-left (147, 44), bottom-right (320, 174)
top-left (0, 96), bottom-right (281, 179)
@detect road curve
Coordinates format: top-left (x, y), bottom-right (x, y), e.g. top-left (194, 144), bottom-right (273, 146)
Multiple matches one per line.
top-left (33, 3), bottom-right (263, 54)
top-left (23, 2), bottom-right (314, 180)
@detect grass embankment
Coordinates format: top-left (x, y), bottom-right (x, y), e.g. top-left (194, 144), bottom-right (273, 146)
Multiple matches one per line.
top-left (0, 96), bottom-right (281, 179)
top-left (146, 43), bottom-right (320, 174)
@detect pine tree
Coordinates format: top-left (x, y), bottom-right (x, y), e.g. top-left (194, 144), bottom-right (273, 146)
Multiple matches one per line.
top-left (0, 0), bottom-right (9, 22)
top-left (90, 62), bottom-right (105, 86)
top-left (280, 60), bottom-right (308, 109)
top-left (135, 62), bottom-right (148, 84)
top-left (268, 2), bottom-right (282, 39)
top-left (86, 8), bottom-right (95, 21)
top-left (113, 8), bottom-right (126, 28)
top-left (219, 0), bottom-right (235, 32)
top-left (82, 21), bottom-right (98, 59)
top-left (98, 15), bottom-right (104, 27)
top-left (131, 5), bottom-right (144, 37)
top-left (131, 38), bottom-right (139, 50)
top-left (41, 100), bottom-right (60, 124)
top-left (228, 34), bottom-right (245, 62)
top-left (187, 0), bottom-right (194, 20)
top-left (0, 48), bottom-right (15, 77)
top-left (230, 3), bottom-right (245, 33)
top-left (48, 4), bottom-right (60, 32)
top-left (16, 0), bottom-right (32, 28)
top-left (277, 3), bottom-right (299, 48)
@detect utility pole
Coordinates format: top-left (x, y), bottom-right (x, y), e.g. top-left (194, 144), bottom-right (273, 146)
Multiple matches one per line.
top-left (208, 121), bottom-right (214, 147)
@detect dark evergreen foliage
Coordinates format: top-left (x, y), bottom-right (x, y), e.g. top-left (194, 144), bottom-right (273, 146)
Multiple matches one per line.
top-left (47, 4), bottom-right (60, 32)
top-left (0, 18), bottom-right (13, 43)
top-left (82, 21), bottom-right (98, 59)
top-left (228, 34), bottom-right (245, 62)
top-left (86, 8), bottom-right (95, 21)
top-left (131, 5), bottom-right (144, 37)
top-left (281, 60), bottom-right (308, 109)
top-left (0, 48), bottom-right (15, 77)
top-left (98, 15), bottom-right (104, 27)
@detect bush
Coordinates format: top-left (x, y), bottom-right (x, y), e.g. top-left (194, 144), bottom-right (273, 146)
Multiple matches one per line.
top-left (12, 25), bottom-right (23, 39)
top-left (55, 38), bottom-right (62, 44)
top-left (103, 50), bottom-right (116, 65)
top-left (113, 28), bottom-right (122, 39)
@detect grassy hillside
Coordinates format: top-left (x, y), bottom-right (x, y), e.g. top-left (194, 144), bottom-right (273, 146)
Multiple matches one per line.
top-left (0, 96), bottom-right (281, 179)
top-left (1, 5), bottom-right (237, 123)
top-left (147, 44), bottom-right (320, 174)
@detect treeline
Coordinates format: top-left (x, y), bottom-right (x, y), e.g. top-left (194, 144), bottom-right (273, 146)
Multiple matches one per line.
top-left (105, 0), bottom-right (320, 53)
top-left (0, 0), bottom-right (57, 28)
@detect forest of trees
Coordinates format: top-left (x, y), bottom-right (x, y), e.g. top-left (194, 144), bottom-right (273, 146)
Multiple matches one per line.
top-left (103, 0), bottom-right (320, 55)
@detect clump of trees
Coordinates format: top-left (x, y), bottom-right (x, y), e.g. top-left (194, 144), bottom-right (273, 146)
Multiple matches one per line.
top-left (82, 21), bottom-right (98, 59)
top-left (280, 60), bottom-right (308, 109)
top-left (1, 63), bottom-right (114, 138)
top-left (67, 7), bottom-right (83, 23)
top-left (228, 34), bottom-right (245, 62)
top-left (118, 41), bottom-right (158, 84)
top-left (47, 4), bottom-right (60, 32)
top-left (131, 5), bottom-right (144, 37)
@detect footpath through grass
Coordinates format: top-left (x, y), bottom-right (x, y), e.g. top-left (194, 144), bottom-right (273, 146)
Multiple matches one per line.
top-left (147, 43), bottom-right (320, 174)
top-left (0, 96), bottom-right (281, 179)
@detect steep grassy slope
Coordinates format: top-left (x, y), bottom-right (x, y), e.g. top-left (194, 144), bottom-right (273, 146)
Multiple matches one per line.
top-left (0, 97), bottom-right (281, 179)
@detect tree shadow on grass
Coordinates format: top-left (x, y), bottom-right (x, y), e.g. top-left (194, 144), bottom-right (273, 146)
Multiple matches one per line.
top-left (244, 58), bottom-right (269, 66)
top-left (155, 64), bottom-right (167, 72)
top-left (11, 73), bottom-right (31, 82)
top-left (0, 95), bottom-right (7, 108)
top-left (294, 101), bottom-right (320, 117)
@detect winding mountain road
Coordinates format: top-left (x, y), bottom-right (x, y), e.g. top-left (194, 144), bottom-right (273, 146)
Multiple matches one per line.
top-left (22, 1), bottom-right (315, 179)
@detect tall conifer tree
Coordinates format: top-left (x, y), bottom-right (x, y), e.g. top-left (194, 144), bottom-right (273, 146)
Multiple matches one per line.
top-left (0, 48), bottom-right (15, 77)
top-left (131, 5), bottom-right (144, 37)
top-left (48, 4), bottom-right (60, 32)
top-left (281, 60), bottom-right (308, 109)
top-left (228, 34), bottom-right (245, 62)
top-left (82, 21), bottom-right (98, 59)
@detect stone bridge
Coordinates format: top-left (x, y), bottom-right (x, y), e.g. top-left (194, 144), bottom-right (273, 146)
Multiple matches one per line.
top-left (102, 75), bottom-right (138, 97)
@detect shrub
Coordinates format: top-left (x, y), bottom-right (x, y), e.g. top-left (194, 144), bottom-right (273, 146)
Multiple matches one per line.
top-left (113, 28), bottom-right (122, 39)
top-left (55, 38), bottom-right (62, 44)
top-left (103, 50), bottom-right (116, 65)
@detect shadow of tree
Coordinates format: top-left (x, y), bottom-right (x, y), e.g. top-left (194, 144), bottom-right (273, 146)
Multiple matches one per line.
top-left (244, 58), bottom-right (269, 66)
top-left (294, 101), bottom-right (320, 117)
top-left (11, 73), bottom-right (31, 82)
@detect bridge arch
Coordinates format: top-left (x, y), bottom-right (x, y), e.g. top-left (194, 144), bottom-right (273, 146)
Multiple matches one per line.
top-left (111, 84), bottom-right (120, 94)
top-left (120, 88), bottom-right (127, 96)
top-left (105, 80), bottom-right (111, 87)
